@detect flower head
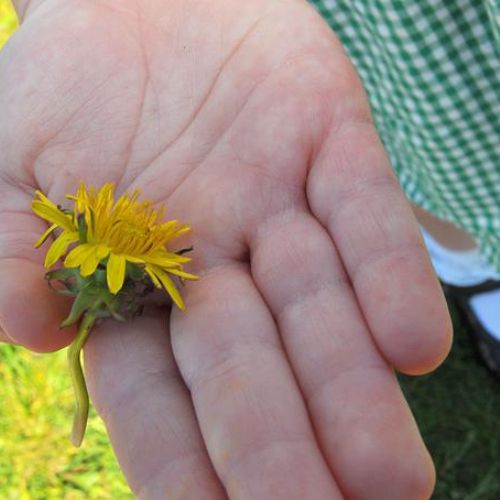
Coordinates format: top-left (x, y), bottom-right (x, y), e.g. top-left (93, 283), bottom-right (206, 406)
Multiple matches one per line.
top-left (32, 181), bottom-right (198, 310)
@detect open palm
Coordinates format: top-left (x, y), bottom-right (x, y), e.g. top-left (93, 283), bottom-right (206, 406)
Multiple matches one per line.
top-left (0, 1), bottom-right (452, 498)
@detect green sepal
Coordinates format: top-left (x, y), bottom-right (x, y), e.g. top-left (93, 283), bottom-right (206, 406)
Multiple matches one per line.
top-left (46, 268), bottom-right (88, 295)
top-left (77, 214), bottom-right (88, 244)
top-left (48, 259), bottom-right (159, 329)
top-left (126, 262), bottom-right (145, 281)
top-left (92, 267), bottom-right (107, 286)
top-left (101, 293), bottom-right (126, 322)
top-left (60, 289), bottom-right (97, 328)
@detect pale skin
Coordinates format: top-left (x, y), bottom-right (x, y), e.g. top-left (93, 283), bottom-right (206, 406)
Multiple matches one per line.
top-left (413, 205), bottom-right (477, 251)
top-left (0, 1), bottom-right (453, 498)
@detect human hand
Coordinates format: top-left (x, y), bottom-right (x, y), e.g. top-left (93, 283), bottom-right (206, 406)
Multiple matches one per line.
top-left (0, 1), bottom-right (452, 498)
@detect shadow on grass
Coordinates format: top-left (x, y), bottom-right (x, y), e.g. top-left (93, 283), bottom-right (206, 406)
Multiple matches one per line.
top-left (400, 300), bottom-right (500, 500)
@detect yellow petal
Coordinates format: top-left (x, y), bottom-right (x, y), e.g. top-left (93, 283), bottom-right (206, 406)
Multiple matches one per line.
top-left (107, 253), bottom-right (126, 294)
top-left (147, 265), bottom-right (185, 310)
top-left (84, 207), bottom-right (95, 240)
top-left (80, 245), bottom-right (109, 276)
top-left (96, 244), bottom-right (111, 260)
top-left (34, 223), bottom-right (57, 248)
top-left (67, 181), bottom-right (89, 213)
top-left (169, 254), bottom-right (192, 264)
top-left (144, 266), bottom-right (162, 288)
top-left (64, 244), bottom-right (94, 268)
top-left (80, 254), bottom-right (100, 276)
top-left (171, 226), bottom-right (191, 238)
top-left (125, 256), bottom-right (146, 264)
top-left (34, 190), bottom-right (53, 205)
top-left (32, 200), bottom-right (76, 232)
top-left (44, 231), bottom-right (79, 268)
top-left (166, 268), bottom-right (199, 281)
top-left (144, 251), bottom-right (190, 268)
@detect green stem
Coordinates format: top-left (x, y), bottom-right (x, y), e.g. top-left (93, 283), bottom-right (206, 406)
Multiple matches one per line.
top-left (68, 312), bottom-right (96, 447)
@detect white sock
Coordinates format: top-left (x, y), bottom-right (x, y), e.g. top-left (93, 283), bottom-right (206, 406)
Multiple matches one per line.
top-left (421, 226), bottom-right (500, 341)
top-left (420, 227), bottom-right (500, 286)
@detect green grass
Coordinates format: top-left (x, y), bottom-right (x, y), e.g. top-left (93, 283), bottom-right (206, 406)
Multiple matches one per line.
top-left (0, 344), bottom-right (132, 499)
top-left (1, 300), bottom-right (499, 498)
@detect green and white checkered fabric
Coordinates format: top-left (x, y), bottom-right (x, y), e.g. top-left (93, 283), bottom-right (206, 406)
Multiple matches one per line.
top-left (310, 0), bottom-right (500, 268)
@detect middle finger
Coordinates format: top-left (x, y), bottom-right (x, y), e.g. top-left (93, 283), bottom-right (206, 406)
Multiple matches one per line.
top-left (171, 262), bottom-right (342, 499)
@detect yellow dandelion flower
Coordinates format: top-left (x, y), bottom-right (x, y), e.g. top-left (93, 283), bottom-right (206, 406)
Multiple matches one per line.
top-left (32, 181), bottom-right (199, 446)
top-left (32, 182), bottom-right (198, 310)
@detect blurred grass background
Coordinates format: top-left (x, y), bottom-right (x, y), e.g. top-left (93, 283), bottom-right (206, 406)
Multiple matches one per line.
top-left (1, 1), bottom-right (500, 498)
top-left (0, 345), bottom-right (132, 499)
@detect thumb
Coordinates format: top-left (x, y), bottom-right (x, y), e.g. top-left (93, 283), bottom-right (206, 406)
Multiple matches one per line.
top-left (0, 2), bottom-right (75, 351)
top-left (0, 180), bottom-right (75, 352)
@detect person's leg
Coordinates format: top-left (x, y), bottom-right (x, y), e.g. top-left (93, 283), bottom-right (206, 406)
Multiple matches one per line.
top-left (413, 206), bottom-right (476, 251)
top-left (414, 206), bottom-right (500, 286)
